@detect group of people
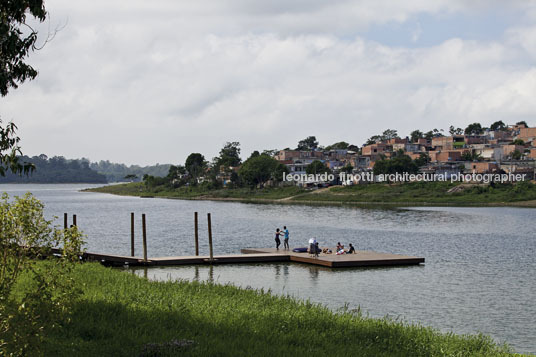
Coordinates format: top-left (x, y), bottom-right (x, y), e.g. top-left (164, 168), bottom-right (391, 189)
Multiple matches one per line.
top-left (273, 229), bottom-right (355, 255)
top-left (336, 242), bottom-right (355, 255)
top-left (274, 226), bottom-right (290, 250)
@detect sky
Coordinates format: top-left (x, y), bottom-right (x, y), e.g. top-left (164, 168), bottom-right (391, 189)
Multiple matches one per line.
top-left (2, 0), bottom-right (536, 165)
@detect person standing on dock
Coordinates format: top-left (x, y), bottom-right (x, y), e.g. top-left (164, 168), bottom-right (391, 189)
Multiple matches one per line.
top-left (275, 228), bottom-right (282, 250)
top-left (283, 226), bottom-right (290, 250)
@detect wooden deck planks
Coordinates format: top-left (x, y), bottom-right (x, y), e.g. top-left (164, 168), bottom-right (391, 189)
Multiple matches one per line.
top-left (67, 248), bottom-right (423, 268)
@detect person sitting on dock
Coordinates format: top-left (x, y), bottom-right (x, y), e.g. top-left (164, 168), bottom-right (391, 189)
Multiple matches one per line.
top-left (283, 226), bottom-right (290, 250)
top-left (346, 243), bottom-right (355, 254)
top-left (275, 228), bottom-right (282, 250)
top-left (336, 242), bottom-right (344, 251)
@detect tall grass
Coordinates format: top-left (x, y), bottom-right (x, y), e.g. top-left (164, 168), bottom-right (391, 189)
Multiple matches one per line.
top-left (11, 262), bottom-right (516, 356)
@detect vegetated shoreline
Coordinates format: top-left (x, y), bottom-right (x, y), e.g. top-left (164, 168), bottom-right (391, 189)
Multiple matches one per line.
top-left (84, 181), bottom-right (536, 208)
top-left (12, 261), bottom-right (517, 356)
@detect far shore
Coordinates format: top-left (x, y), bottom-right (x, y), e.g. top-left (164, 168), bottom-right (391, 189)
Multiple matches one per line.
top-left (83, 182), bottom-right (536, 208)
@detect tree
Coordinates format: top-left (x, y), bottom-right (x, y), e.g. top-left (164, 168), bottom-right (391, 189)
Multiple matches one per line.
top-left (1, 1), bottom-right (49, 176)
top-left (373, 154), bottom-right (418, 176)
top-left (364, 135), bottom-right (382, 146)
top-left (185, 153), bottom-right (206, 178)
top-left (1, 1), bottom-right (47, 96)
top-left (325, 141), bottom-right (349, 150)
top-left (216, 142), bottom-right (241, 168)
top-left (262, 149), bottom-right (279, 157)
top-left (464, 123), bottom-right (483, 135)
top-left (516, 121), bottom-right (528, 127)
top-left (449, 126), bottom-right (464, 135)
top-left (382, 129), bottom-right (399, 141)
top-left (238, 154), bottom-right (287, 187)
top-left (124, 174), bottom-right (137, 181)
top-left (490, 120), bottom-right (506, 131)
top-left (297, 136), bottom-right (318, 151)
top-left (249, 150), bottom-right (260, 159)
top-left (305, 160), bottom-right (331, 175)
top-left (512, 139), bottom-right (525, 146)
top-left (461, 151), bottom-right (482, 162)
top-left (511, 150), bottom-right (522, 160)
top-left (410, 130), bottom-right (423, 143)
top-left (414, 153), bottom-right (430, 167)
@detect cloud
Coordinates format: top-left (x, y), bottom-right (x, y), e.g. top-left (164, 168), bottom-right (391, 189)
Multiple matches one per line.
top-left (1, 1), bottom-right (536, 164)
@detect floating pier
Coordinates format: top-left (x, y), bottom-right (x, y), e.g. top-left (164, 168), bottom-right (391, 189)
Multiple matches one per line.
top-left (73, 248), bottom-right (424, 268)
top-left (56, 211), bottom-right (424, 268)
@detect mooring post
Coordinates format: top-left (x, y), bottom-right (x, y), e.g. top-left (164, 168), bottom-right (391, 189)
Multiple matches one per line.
top-left (142, 214), bottom-right (148, 262)
top-left (130, 212), bottom-right (135, 257)
top-left (72, 214), bottom-right (77, 227)
top-left (207, 213), bottom-right (213, 262)
top-left (64, 213), bottom-right (68, 229)
top-left (194, 212), bottom-right (199, 256)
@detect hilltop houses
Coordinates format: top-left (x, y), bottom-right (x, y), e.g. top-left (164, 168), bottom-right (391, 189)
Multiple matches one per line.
top-left (274, 122), bottom-right (536, 183)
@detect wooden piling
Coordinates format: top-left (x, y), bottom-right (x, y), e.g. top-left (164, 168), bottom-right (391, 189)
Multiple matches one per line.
top-left (72, 214), bottom-right (77, 227)
top-left (142, 214), bottom-right (147, 262)
top-left (130, 212), bottom-right (135, 257)
top-left (207, 213), bottom-right (213, 262)
top-left (64, 213), bottom-right (68, 229)
top-left (194, 212), bottom-right (199, 256)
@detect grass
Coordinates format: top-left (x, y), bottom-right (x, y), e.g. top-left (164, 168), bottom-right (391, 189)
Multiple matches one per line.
top-left (291, 181), bottom-right (536, 205)
top-left (9, 261), bottom-right (519, 356)
top-left (86, 183), bottom-right (306, 200)
top-left (86, 181), bottom-right (536, 206)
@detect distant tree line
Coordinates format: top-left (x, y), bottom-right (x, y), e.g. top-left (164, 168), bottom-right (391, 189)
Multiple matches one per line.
top-left (0, 155), bottom-right (107, 183)
top-left (0, 155), bottom-right (173, 183)
top-left (89, 160), bottom-right (170, 182)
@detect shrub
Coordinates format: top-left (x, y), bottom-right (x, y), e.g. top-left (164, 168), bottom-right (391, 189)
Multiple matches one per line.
top-left (0, 192), bottom-right (85, 355)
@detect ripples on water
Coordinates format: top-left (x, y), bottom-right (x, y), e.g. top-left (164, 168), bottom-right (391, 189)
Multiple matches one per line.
top-left (1, 184), bottom-right (535, 354)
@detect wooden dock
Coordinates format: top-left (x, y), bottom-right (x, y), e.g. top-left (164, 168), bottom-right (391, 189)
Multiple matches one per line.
top-left (72, 247), bottom-right (424, 268)
top-left (241, 248), bottom-right (424, 268)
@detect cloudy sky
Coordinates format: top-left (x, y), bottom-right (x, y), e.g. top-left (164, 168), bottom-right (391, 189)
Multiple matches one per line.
top-left (2, 1), bottom-right (536, 165)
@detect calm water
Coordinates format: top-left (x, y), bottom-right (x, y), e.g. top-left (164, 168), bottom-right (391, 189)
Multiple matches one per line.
top-left (2, 184), bottom-right (535, 353)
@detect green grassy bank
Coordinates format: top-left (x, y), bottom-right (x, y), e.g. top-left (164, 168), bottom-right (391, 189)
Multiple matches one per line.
top-left (11, 261), bottom-right (517, 356)
top-left (86, 181), bottom-right (536, 206)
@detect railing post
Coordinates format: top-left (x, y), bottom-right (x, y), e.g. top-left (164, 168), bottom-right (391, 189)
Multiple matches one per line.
top-left (142, 214), bottom-right (147, 262)
top-left (130, 212), bottom-right (135, 257)
top-left (72, 214), bottom-right (77, 227)
top-left (194, 212), bottom-right (199, 256)
top-left (207, 213), bottom-right (213, 262)
top-left (64, 213), bottom-right (68, 229)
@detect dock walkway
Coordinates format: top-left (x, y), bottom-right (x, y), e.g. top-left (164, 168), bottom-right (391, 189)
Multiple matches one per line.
top-left (78, 247), bottom-right (424, 268)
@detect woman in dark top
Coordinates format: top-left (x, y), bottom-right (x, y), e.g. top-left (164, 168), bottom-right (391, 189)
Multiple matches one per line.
top-left (347, 243), bottom-right (355, 254)
top-left (275, 228), bottom-right (281, 250)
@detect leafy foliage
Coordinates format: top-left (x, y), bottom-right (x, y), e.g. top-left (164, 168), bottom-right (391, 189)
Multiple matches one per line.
top-left (238, 154), bottom-right (287, 187)
top-left (0, 120), bottom-right (34, 177)
top-left (90, 160), bottom-right (170, 182)
top-left (490, 120), bottom-right (506, 131)
top-left (0, 0), bottom-right (46, 96)
top-left (0, 193), bottom-right (85, 355)
top-left (465, 123), bottom-right (483, 135)
top-left (215, 142), bottom-right (241, 168)
top-left (296, 136), bottom-right (318, 151)
top-left (305, 160), bottom-right (331, 175)
top-left (373, 153), bottom-right (418, 176)
top-left (0, 155), bottom-right (106, 183)
top-left (185, 153), bottom-right (206, 179)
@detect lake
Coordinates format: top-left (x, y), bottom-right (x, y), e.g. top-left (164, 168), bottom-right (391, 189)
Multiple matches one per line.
top-left (2, 183), bottom-right (535, 354)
